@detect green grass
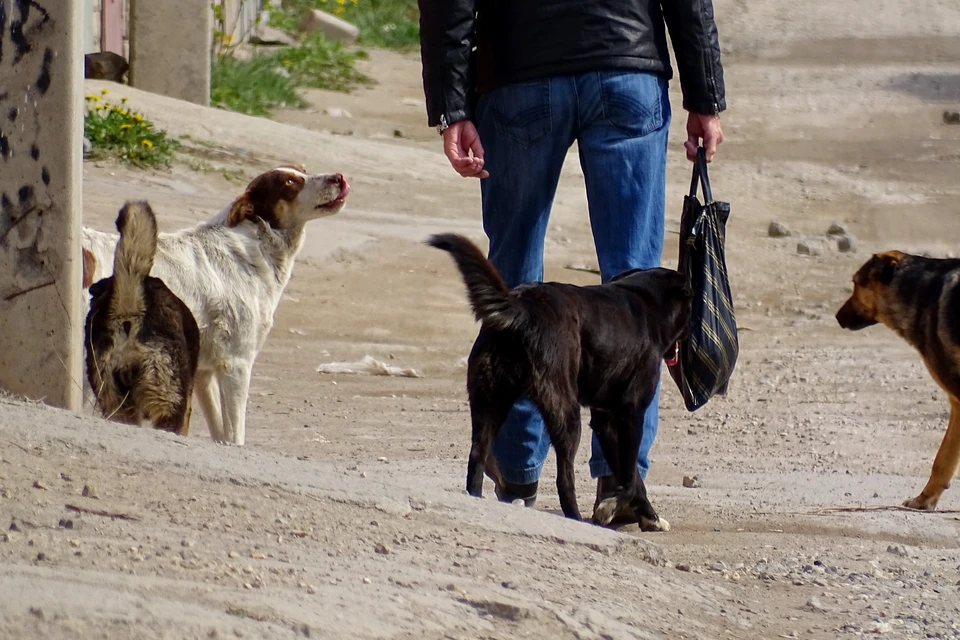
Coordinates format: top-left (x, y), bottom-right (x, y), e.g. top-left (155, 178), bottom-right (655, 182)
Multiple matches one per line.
top-left (274, 33), bottom-right (372, 92)
top-left (211, 55), bottom-right (306, 117)
top-left (271, 0), bottom-right (420, 51)
top-left (210, 34), bottom-right (370, 117)
top-left (83, 91), bottom-right (179, 168)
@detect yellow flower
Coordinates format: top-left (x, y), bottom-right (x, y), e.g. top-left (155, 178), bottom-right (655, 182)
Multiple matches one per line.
top-left (334, 5), bottom-right (344, 13)
top-left (101, 88), bottom-right (109, 95)
top-left (337, 0), bottom-right (345, 4)
top-left (133, 115), bottom-right (144, 122)
top-left (141, 139), bottom-right (153, 148)
top-left (120, 124), bottom-right (132, 129)
top-left (121, 97), bottom-right (129, 103)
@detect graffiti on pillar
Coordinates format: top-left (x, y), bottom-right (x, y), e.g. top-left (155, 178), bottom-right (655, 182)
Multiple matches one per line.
top-left (0, 0), bottom-right (61, 302)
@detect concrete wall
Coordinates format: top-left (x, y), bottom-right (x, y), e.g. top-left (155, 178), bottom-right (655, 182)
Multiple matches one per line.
top-left (0, 0), bottom-right (84, 410)
top-left (129, 0), bottom-right (212, 106)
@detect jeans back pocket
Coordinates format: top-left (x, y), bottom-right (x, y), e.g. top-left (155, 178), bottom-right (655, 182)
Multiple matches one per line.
top-left (491, 80), bottom-right (553, 148)
top-left (598, 72), bottom-right (667, 138)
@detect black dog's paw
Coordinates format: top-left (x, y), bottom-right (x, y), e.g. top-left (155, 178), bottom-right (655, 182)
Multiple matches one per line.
top-left (638, 515), bottom-right (670, 532)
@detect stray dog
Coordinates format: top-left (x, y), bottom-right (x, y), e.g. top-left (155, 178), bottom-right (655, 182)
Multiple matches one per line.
top-left (837, 251), bottom-right (960, 511)
top-left (85, 201), bottom-right (200, 434)
top-left (82, 165), bottom-right (350, 445)
top-left (84, 52), bottom-right (129, 83)
top-left (428, 233), bottom-right (691, 530)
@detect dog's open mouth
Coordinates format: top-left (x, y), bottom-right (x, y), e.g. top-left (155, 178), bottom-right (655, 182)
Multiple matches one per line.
top-left (317, 181), bottom-right (350, 210)
top-left (664, 342), bottom-right (680, 367)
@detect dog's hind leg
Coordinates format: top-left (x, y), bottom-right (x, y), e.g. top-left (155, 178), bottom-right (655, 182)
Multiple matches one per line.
top-left (194, 370), bottom-right (224, 442)
top-left (905, 396), bottom-right (960, 511)
top-left (542, 405), bottom-right (583, 521)
top-left (466, 396), bottom-right (513, 499)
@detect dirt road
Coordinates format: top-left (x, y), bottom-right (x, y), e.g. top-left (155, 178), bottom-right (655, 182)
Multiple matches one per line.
top-left (3, 1), bottom-right (960, 637)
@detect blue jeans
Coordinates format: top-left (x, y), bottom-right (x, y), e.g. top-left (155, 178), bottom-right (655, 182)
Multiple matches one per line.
top-left (474, 71), bottom-right (671, 486)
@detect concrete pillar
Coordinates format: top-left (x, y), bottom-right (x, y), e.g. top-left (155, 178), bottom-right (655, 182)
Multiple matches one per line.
top-left (0, 0), bottom-right (85, 410)
top-left (129, 0), bottom-right (211, 106)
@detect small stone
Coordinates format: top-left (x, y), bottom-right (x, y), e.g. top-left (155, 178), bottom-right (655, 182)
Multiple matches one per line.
top-left (886, 543), bottom-right (916, 558)
top-left (676, 564), bottom-right (692, 572)
top-left (805, 596), bottom-right (829, 613)
top-left (306, 584), bottom-right (317, 595)
top-left (768, 221), bottom-right (792, 238)
top-left (36, 552), bottom-right (46, 561)
top-left (32, 480), bottom-right (48, 491)
top-left (181, 539), bottom-right (195, 548)
top-left (362, 577), bottom-right (371, 584)
top-left (82, 484), bottom-right (99, 499)
top-left (943, 110), bottom-right (960, 124)
top-left (228, 551), bottom-right (240, 559)
top-left (797, 240), bottom-right (822, 256)
top-left (323, 107), bottom-right (352, 119)
top-left (836, 235), bottom-right (858, 253)
top-left (826, 222), bottom-right (848, 236)
top-left (682, 475), bottom-right (701, 488)
top-left (374, 542), bottom-right (391, 555)
top-left (249, 25), bottom-right (296, 46)
top-left (377, 457), bottom-right (388, 463)
top-left (710, 561), bottom-right (727, 572)
top-left (360, 472), bottom-right (367, 479)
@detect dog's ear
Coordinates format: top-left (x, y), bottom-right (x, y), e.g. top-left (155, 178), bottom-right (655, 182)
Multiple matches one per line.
top-left (226, 193), bottom-right (254, 227)
top-left (609, 268), bottom-right (644, 283)
top-left (81, 248), bottom-right (97, 289)
top-left (864, 251), bottom-right (904, 286)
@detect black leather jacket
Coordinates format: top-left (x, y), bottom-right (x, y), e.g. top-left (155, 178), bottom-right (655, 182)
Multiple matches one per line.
top-left (418, 0), bottom-right (726, 128)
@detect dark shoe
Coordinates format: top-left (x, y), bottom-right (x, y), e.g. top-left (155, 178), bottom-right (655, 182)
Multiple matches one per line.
top-left (592, 476), bottom-right (638, 526)
top-left (485, 454), bottom-right (538, 508)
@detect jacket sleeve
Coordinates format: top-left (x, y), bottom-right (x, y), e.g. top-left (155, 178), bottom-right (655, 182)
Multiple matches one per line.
top-left (660, 0), bottom-right (727, 115)
top-left (418, 0), bottom-right (478, 128)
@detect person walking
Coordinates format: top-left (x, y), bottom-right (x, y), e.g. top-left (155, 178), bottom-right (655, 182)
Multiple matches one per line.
top-left (418, 0), bottom-right (727, 521)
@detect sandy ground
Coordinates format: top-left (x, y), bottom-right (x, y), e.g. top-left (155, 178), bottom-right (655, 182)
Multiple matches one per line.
top-left (4, 1), bottom-right (960, 637)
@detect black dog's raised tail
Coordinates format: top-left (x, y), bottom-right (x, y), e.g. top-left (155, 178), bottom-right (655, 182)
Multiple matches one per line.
top-left (427, 233), bottom-right (526, 331)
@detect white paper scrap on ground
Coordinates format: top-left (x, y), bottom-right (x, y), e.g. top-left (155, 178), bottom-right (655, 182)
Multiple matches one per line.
top-left (316, 355), bottom-right (422, 378)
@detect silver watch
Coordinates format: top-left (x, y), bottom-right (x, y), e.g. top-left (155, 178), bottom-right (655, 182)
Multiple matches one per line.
top-left (436, 114), bottom-right (450, 136)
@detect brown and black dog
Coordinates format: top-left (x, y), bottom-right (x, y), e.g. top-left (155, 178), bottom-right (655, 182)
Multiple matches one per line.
top-left (85, 201), bottom-right (200, 435)
top-left (837, 250), bottom-right (960, 511)
top-left (428, 233), bottom-right (691, 530)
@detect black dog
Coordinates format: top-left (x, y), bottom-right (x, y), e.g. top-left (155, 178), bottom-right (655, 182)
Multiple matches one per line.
top-left (428, 233), bottom-right (691, 530)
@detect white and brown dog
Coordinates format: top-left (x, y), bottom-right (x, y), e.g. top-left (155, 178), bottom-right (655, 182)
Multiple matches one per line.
top-left (82, 165), bottom-right (349, 445)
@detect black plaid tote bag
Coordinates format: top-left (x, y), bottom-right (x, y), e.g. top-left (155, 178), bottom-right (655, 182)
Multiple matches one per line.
top-left (666, 147), bottom-right (739, 412)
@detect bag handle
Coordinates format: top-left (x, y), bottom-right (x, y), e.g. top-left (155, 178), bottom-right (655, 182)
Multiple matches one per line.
top-left (688, 146), bottom-right (713, 203)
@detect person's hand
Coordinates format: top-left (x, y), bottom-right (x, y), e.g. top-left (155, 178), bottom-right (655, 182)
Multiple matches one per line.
top-left (685, 112), bottom-right (724, 162)
top-left (442, 120), bottom-right (489, 179)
